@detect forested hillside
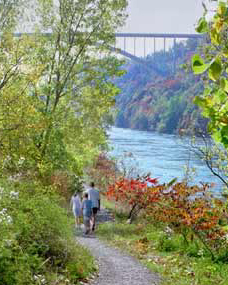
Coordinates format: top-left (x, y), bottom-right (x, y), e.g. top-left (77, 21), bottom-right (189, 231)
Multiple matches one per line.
top-left (115, 39), bottom-right (208, 134)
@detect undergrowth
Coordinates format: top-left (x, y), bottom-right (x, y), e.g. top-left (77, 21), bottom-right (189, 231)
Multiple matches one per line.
top-left (97, 199), bottom-right (228, 285)
top-left (0, 178), bottom-right (95, 285)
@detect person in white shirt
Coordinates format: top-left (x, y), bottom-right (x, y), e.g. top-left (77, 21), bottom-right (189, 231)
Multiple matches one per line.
top-left (70, 192), bottom-right (82, 229)
top-left (87, 182), bottom-right (100, 231)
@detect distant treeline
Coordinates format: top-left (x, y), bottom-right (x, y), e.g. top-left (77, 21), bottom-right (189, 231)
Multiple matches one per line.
top-left (114, 38), bottom-right (208, 134)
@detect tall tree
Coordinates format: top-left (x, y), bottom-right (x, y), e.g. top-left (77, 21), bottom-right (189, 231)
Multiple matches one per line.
top-left (0, 0), bottom-right (127, 176)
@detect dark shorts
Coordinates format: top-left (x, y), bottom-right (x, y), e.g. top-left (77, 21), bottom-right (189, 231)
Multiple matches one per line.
top-left (92, 207), bottom-right (98, 215)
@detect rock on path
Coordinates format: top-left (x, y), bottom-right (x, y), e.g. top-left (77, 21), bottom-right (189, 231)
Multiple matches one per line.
top-left (76, 209), bottom-right (160, 285)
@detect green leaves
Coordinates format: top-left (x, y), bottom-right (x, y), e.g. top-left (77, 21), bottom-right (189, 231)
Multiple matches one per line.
top-left (193, 96), bottom-right (207, 108)
top-left (191, 55), bottom-right (209, 75)
top-left (208, 59), bottom-right (222, 81)
top-left (192, 55), bottom-right (222, 81)
top-left (196, 17), bottom-right (208, 33)
top-left (192, 1), bottom-right (228, 152)
top-left (220, 78), bottom-right (228, 93)
top-left (218, 1), bottom-right (227, 16)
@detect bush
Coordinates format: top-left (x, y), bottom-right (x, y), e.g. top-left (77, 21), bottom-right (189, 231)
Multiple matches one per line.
top-left (158, 234), bottom-right (178, 252)
top-left (0, 178), bottom-right (95, 284)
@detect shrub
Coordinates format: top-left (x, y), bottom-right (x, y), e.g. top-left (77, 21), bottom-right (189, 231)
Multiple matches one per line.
top-left (158, 233), bottom-right (178, 252)
top-left (0, 178), bottom-right (94, 284)
top-left (107, 175), bottom-right (161, 223)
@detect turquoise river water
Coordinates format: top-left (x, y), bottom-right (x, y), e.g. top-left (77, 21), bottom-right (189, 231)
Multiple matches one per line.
top-left (107, 127), bottom-right (224, 195)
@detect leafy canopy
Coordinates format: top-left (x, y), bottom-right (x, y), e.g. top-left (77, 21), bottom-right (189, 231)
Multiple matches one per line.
top-left (0, 0), bottom-right (127, 177)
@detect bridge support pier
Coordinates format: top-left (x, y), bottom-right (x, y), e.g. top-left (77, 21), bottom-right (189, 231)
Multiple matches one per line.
top-left (144, 38), bottom-right (146, 57)
top-left (173, 38), bottom-right (177, 74)
top-left (153, 38), bottom-right (156, 59)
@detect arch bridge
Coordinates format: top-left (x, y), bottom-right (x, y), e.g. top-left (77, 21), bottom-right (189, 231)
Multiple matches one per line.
top-left (113, 33), bottom-right (205, 75)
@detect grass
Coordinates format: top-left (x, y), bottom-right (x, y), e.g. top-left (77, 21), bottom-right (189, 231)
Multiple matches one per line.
top-left (97, 199), bottom-right (228, 285)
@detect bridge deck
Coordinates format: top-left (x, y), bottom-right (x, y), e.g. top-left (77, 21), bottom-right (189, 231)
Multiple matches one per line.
top-left (115, 33), bottom-right (204, 39)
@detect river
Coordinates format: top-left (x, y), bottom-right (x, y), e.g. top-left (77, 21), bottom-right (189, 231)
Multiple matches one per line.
top-left (107, 127), bottom-right (224, 195)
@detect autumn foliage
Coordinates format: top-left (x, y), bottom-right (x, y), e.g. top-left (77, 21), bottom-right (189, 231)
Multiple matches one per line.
top-left (107, 175), bottom-right (162, 222)
top-left (107, 177), bottom-right (227, 258)
top-left (150, 182), bottom-right (225, 255)
top-left (88, 153), bottom-right (118, 192)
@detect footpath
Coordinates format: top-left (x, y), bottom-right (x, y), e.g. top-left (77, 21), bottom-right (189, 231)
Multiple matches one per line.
top-left (76, 208), bottom-right (161, 285)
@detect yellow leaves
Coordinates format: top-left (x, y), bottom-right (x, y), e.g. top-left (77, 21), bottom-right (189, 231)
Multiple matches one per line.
top-left (222, 50), bottom-right (228, 58)
top-left (134, 237), bottom-right (149, 255)
top-left (213, 18), bottom-right (224, 33)
top-left (218, 1), bottom-right (227, 16)
top-left (1, 32), bottom-right (14, 50)
top-left (213, 2), bottom-right (227, 34)
top-left (210, 28), bottom-right (221, 45)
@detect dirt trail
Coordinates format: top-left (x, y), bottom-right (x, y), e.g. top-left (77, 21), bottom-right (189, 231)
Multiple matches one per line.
top-left (76, 208), bottom-right (160, 285)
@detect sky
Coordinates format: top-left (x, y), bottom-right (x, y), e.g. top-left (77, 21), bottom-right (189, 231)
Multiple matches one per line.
top-left (121, 0), bottom-right (205, 34)
top-left (116, 0), bottom-right (216, 56)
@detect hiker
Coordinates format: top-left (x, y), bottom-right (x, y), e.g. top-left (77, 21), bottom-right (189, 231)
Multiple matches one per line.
top-left (81, 192), bottom-right (92, 235)
top-left (70, 191), bottom-right (82, 229)
top-left (87, 182), bottom-right (100, 231)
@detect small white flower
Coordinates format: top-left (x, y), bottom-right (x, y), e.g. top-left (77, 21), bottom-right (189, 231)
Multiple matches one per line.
top-left (18, 157), bottom-right (25, 166)
top-left (5, 239), bottom-right (12, 247)
top-left (0, 208), bottom-right (12, 224)
top-left (10, 191), bottom-right (19, 199)
top-left (197, 249), bottom-right (204, 256)
top-left (164, 226), bottom-right (173, 235)
top-left (0, 208), bottom-right (7, 215)
top-left (5, 155), bottom-right (11, 162)
top-left (8, 173), bottom-right (22, 182)
top-left (8, 176), bottom-right (15, 182)
top-left (6, 215), bottom-right (12, 224)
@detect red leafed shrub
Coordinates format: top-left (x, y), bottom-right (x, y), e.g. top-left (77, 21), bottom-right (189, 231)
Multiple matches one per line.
top-left (108, 176), bottom-right (226, 259)
top-left (107, 175), bottom-right (163, 222)
top-left (148, 182), bottom-right (225, 259)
